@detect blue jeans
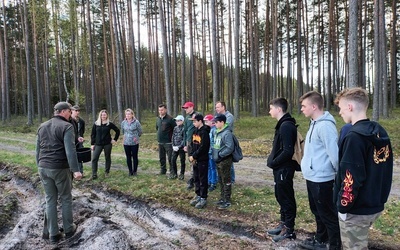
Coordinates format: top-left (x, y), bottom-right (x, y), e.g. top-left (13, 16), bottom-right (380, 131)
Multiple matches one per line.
top-left (124, 144), bottom-right (139, 174)
top-left (39, 167), bottom-right (74, 237)
top-left (208, 154), bottom-right (218, 185)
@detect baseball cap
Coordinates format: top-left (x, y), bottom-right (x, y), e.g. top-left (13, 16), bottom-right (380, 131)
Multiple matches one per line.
top-left (54, 102), bottom-right (72, 111)
top-left (212, 114), bottom-right (226, 123)
top-left (182, 102), bottom-right (194, 109)
top-left (204, 114), bottom-right (214, 121)
top-left (71, 105), bottom-right (80, 111)
top-left (174, 115), bottom-right (185, 121)
top-left (193, 114), bottom-right (204, 121)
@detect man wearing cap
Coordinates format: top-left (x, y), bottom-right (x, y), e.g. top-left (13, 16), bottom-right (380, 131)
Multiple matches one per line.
top-left (36, 102), bottom-right (82, 243)
top-left (215, 101), bottom-right (236, 184)
top-left (71, 105), bottom-right (86, 175)
top-left (171, 115), bottom-right (186, 179)
top-left (182, 101), bottom-right (200, 189)
top-left (212, 113), bottom-right (235, 209)
top-left (156, 104), bottom-right (176, 175)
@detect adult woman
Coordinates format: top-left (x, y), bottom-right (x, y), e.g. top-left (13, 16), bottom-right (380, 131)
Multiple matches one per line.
top-left (121, 109), bottom-right (143, 176)
top-left (90, 110), bottom-right (120, 179)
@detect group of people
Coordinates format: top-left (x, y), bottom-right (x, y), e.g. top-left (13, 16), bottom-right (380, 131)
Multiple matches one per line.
top-left (156, 101), bottom-right (237, 209)
top-left (266, 88), bottom-right (393, 249)
top-left (36, 87), bottom-right (393, 248)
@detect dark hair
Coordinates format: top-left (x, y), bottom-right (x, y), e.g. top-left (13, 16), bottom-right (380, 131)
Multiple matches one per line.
top-left (299, 91), bottom-right (324, 110)
top-left (193, 114), bottom-right (204, 122)
top-left (269, 98), bottom-right (288, 113)
top-left (158, 104), bottom-right (167, 109)
top-left (216, 101), bottom-right (226, 109)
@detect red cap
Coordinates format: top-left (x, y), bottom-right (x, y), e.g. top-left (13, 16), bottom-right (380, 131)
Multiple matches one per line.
top-left (182, 102), bottom-right (194, 108)
top-left (204, 114), bottom-right (214, 121)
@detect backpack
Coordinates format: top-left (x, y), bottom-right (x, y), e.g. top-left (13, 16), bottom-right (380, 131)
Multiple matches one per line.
top-left (292, 126), bottom-right (304, 171)
top-left (232, 134), bottom-right (243, 163)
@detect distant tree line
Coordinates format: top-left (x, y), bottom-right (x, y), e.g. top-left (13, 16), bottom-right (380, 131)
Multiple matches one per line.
top-left (0, 0), bottom-right (398, 124)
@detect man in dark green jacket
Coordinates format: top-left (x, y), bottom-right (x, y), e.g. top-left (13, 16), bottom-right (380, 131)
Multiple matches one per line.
top-left (156, 104), bottom-right (176, 175)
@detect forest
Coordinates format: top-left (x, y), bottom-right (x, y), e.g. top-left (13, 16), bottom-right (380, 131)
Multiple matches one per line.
top-left (0, 0), bottom-right (398, 124)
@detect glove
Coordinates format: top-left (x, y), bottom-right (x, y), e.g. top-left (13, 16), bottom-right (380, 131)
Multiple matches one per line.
top-left (173, 146), bottom-right (179, 152)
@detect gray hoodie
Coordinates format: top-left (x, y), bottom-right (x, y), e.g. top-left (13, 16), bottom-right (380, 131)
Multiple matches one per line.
top-left (300, 111), bottom-right (338, 182)
top-left (212, 124), bottom-right (234, 162)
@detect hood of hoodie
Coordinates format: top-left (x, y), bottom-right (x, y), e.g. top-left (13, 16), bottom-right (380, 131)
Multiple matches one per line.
top-left (276, 113), bottom-right (296, 129)
top-left (349, 119), bottom-right (390, 148)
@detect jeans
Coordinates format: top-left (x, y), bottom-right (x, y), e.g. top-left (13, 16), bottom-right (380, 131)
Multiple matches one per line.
top-left (274, 166), bottom-right (296, 229)
top-left (92, 143), bottom-right (113, 176)
top-left (171, 148), bottom-right (186, 176)
top-left (306, 180), bottom-right (341, 248)
top-left (193, 160), bottom-right (209, 199)
top-left (124, 144), bottom-right (139, 174)
top-left (158, 143), bottom-right (173, 174)
top-left (208, 154), bottom-right (218, 185)
top-left (39, 167), bottom-right (74, 237)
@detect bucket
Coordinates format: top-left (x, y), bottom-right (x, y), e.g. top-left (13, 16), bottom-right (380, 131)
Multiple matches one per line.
top-left (77, 147), bottom-right (91, 163)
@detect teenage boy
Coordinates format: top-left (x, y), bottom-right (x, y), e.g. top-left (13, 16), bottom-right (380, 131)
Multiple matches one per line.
top-left (334, 87), bottom-right (393, 249)
top-left (212, 114), bottom-right (234, 209)
top-left (298, 91), bottom-right (342, 250)
top-left (171, 115), bottom-right (186, 180)
top-left (204, 114), bottom-right (218, 191)
top-left (266, 98), bottom-right (297, 242)
top-left (189, 114), bottom-right (210, 209)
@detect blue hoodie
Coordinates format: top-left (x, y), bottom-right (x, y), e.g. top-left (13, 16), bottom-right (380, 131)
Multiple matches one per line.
top-left (301, 111), bottom-right (338, 182)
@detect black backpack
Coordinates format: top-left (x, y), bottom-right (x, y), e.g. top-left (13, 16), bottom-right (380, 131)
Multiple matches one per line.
top-left (232, 134), bottom-right (243, 162)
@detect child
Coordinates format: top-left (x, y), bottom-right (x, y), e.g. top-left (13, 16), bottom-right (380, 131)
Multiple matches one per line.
top-left (189, 114), bottom-right (210, 209)
top-left (171, 115), bottom-right (186, 180)
top-left (212, 114), bottom-right (234, 209)
top-left (204, 114), bottom-right (218, 191)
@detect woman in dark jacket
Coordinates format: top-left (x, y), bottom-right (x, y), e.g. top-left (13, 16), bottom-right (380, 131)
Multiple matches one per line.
top-left (90, 109), bottom-right (120, 179)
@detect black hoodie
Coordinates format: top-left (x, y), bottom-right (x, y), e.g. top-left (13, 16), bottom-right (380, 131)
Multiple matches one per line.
top-left (267, 113), bottom-right (298, 170)
top-left (334, 119), bottom-right (393, 215)
top-left (190, 124), bottom-right (211, 162)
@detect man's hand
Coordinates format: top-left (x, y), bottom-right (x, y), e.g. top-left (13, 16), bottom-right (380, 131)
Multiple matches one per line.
top-left (78, 137), bottom-right (84, 143)
top-left (189, 156), bottom-right (194, 162)
top-left (73, 172), bottom-right (82, 180)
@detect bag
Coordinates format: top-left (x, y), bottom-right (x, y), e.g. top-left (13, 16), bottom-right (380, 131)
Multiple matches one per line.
top-left (292, 127), bottom-right (304, 171)
top-left (232, 134), bottom-right (243, 162)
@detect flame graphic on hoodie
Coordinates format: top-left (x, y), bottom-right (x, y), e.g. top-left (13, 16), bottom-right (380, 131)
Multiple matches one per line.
top-left (341, 169), bottom-right (355, 207)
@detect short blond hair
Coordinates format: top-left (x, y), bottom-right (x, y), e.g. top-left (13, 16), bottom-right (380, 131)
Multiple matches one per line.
top-left (334, 87), bottom-right (369, 110)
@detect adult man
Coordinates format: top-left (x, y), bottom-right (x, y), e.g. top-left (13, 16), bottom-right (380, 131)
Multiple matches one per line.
top-left (215, 101), bottom-right (236, 183)
top-left (334, 87), bottom-right (393, 249)
top-left (36, 102), bottom-right (82, 243)
top-left (266, 98), bottom-right (297, 242)
top-left (182, 101), bottom-right (200, 189)
top-left (298, 91), bottom-right (341, 250)
top-left (71, 105), bottom-right (85, 175)
top-left (156, 104), bottom-right (176, 175)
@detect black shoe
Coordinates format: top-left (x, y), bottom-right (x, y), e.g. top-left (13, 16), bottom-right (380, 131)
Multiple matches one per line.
top-left (217, 202), bottom-right (231, 209)
top-left (267, 221), bottom-right (284, 236)
top-left (178, 173), bottom-right (184, 180)
top-left (186, 178), bottom-right (194, 190)
top-left (213, 199), bottom-right (225, 205)
top-left (168, 174), bottom-right (177, 179)
top-left (50, 232), bottom-right (64, 243)
top-left (65, 223), bottom-right (77, 239)
top-left (159, 170), bottom-right (167, 175)
top-left (272, 226), bottom-right (296, 242)
top-left (298, 237), bottom-right (327, 249)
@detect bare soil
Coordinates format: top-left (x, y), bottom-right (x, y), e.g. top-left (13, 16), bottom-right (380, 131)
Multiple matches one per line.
top-left (0, 143), bottom-right (399, 250)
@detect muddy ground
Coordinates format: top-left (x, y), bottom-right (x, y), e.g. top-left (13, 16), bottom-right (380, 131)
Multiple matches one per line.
top-left (0, 143), bottom-right (399, 250)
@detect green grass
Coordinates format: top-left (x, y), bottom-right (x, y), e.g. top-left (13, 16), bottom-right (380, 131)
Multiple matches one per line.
top-left (1, 110), bottom-right (400, 247)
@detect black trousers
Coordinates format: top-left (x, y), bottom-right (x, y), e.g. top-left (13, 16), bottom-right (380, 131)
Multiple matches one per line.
top-left (193, 160), bottom-right (208, 199)
top-left (273, 166), bottom-right (296, 229)
top-left (306, 180), bottom-right (341, 248)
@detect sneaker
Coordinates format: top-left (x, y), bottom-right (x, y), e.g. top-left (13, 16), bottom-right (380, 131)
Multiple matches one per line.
top-left (267, 221), bottom-right (284, 236)
top-left (50, 232), bottom-right (64, 243)
top-left (190, 196), bottom-right (201, 206)
top-left (105, 172), bottom-right (109, 178)
top-left (217, 202), bottom-right (231, 209)
top-left (159, 170), bottom-right (167, 175)
top-left (186, 178), bottom-right (194, 190)
top-left (213, 199), bottom-right (225, 205)
top-left (208, 184), bottom-right (217, 192)
top-left (65, 223), bottom-right (77, 239)
top-left (195, 198), bottom-right (207, 209)
top-left (178, 173), bottom-right (184, 180)
top-left (298, 237), bottom-right (327, 249)
top-left (272, 226), bottom-right (296, 242)
top-left (168, 174), bottom-right (177, 179)
top-left (88, 175), bottom-right (98, 180)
